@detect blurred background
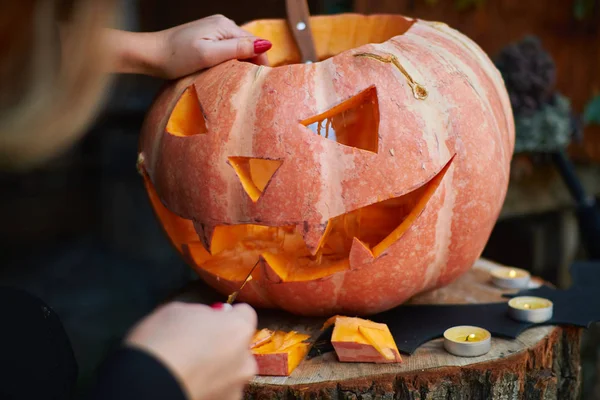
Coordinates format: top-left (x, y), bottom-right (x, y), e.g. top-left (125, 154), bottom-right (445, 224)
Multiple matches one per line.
top-left (1, 0), bottom-right (599, 397)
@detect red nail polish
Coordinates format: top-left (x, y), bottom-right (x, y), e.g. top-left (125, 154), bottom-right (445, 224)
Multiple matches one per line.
top-left (254, 39), bottom-right (272, 54)
top-left (210, 302), bottom-right (232, 311)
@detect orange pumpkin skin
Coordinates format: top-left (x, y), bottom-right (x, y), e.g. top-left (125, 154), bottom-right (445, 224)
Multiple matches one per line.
top-left (138, 14), bottom-right (514, 316)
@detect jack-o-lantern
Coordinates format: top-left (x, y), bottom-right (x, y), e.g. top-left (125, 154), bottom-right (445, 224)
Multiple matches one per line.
top-left (138, 14), bottom-right (514, 316)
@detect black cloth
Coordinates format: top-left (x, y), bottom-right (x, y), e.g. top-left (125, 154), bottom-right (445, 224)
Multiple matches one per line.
top-left (310, 261), bottom-right (600, 356)
top-left (0, 286), bottom-right (78, 400)
top-left (86, 347), bottom-right (188, 400)
top-left (0, 286), bottom-right (187, 400)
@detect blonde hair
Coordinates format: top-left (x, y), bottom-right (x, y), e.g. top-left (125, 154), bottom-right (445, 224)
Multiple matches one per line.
top-left (0, 0), bottom-right (118, 170)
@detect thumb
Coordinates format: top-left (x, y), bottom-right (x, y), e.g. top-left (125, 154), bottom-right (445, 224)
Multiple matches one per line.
top-left (202, 37), bottom-right (272, 67)
top-left (230, 303), bottom-right (257, 329)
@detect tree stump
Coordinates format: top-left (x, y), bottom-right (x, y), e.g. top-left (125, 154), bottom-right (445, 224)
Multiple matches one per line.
top-left (173, 259), bottom-right (583, 399)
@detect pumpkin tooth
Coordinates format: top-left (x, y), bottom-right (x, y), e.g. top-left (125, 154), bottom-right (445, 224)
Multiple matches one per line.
top-left (193, 222), bottom-right (216, 253)
top-left (260, 252), bottom-right (350, 283)
top-left (298, 221), bottom-right (332, 256)
top-left (349, 237), bottom-right (375, 267)
top-left (260, 254), bottom-right (286, 283)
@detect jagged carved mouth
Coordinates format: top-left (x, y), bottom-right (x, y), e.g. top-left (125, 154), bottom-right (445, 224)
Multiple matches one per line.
top-left (166, 82), bottom-right (456, 283)
top-left (183, 155), bottom-right (454, 283)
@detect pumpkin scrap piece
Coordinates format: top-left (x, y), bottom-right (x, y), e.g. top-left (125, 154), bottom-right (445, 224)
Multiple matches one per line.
top-left (251, 330), bottom-right (311, 376)
top-left (321, 315), bottom-right (345, 330)
top-left (328, 316), bottom-right (402, 363)
top-left (251, 328), bottom-right (274, 349)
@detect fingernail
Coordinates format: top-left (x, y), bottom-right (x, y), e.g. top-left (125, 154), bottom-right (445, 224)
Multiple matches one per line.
top-left (254, 39), bottom-right (272, 54)
top-left (211, 302), bottom-right (233, 311)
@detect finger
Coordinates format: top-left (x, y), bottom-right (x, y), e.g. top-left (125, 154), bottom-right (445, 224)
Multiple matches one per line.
top-left (231, 303), bottom-right (257, 328)
top-left (220, 387), bottom-right (245, 400)
top-left (201, 37), bottom-right (272, 67)
top-left (223, 22), bottom-right (258, 40)
top-left (240, 352), bottom-right (258, 379)
top-left (250, 53), bottom-right (270, 66)
top-left (212, 15), bottom-right (250, 39)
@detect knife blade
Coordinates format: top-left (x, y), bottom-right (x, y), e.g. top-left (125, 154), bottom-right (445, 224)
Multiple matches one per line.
top-left (285, 0), bottom-right (318, 63)
top-left (226, 259), bottom-right (260, 305)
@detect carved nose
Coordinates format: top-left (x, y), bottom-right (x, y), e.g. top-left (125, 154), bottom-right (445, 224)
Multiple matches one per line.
top-left (228, 156), bottom-right (282, 202)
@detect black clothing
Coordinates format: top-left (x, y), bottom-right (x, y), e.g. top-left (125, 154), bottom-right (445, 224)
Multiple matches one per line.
top-left (0, 286), bottom-right (186, 400)
top-left (86, 347), bottom-right (187, 400)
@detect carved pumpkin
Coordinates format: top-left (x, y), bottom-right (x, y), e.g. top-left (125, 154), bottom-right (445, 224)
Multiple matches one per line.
top-left (138, 14), bottom-right (514, 316)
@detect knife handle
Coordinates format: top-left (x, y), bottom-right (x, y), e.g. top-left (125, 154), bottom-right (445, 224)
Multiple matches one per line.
top-left (285, 0), bottom-right (318, 63)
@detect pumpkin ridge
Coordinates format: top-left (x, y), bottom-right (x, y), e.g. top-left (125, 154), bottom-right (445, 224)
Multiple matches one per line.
top-left (225, 64), bottom-right (271, 222)
top-left (414, 23), bottom-right (514, 159)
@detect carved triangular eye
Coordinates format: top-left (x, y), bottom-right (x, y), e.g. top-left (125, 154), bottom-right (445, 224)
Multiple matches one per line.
top-left (228, 157), bottom-right (283, 202)
top-left (166, 84), bottom-right (208, 136)
top-left (301, 86), bottom-right (379, 153)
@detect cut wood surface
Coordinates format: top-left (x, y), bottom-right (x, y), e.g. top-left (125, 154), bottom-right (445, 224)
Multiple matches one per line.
top-left (173, 259), bottom-right (582, 399)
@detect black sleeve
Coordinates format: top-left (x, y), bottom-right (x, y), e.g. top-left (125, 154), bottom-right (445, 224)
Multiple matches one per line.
top-left (86, 346), bottom-right (188, 400)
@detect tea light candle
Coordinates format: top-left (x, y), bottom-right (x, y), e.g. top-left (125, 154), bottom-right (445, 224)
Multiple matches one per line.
top-left (490, 267), bottom-right (531, 289)
top-left (443, 325), bottom-right (491, 357)
top-left (508, 296), bottom-right (553, 323)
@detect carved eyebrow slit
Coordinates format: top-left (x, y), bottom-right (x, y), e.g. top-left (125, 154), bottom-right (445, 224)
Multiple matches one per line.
top-left (166, 84), bottom-right (208, 137)
top-left (354, 53), bottom-right (428, 100)
top-left (300, 86), bottom-right (380, 154)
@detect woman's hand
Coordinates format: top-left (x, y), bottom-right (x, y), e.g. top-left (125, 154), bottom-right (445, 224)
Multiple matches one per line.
top-left (104, 14), bottom-right (272, 79)
top-left (152, 14), bottom-right (271, 78)
top-left (125, 301), bottom-right (258, 400)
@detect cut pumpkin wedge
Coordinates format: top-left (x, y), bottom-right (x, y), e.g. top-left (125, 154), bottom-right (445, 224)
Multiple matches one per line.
top-left (250, 330), bottom-right (311, 376)
top-left (326, 316), bottom-right (402, 363)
